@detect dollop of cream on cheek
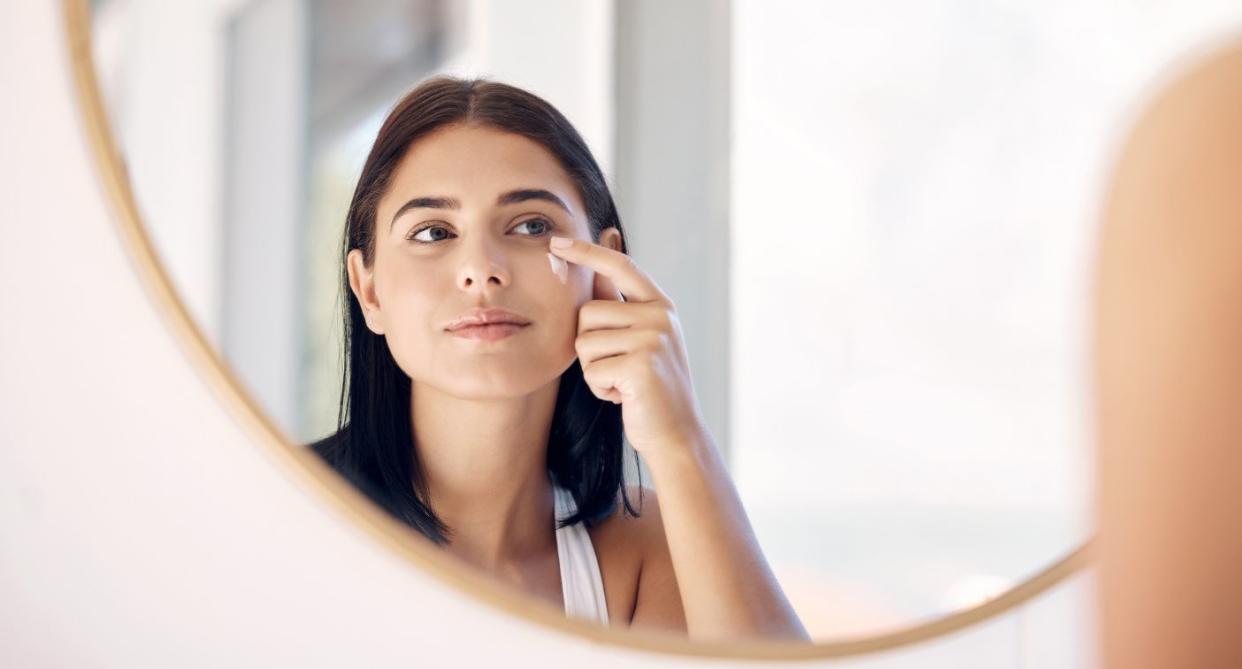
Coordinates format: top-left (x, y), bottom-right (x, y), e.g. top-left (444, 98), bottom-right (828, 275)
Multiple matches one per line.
top-left (546, 252), bottom-right (568, 285)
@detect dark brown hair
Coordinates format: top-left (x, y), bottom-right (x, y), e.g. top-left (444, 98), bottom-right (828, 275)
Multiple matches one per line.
top-left (310, 75), bottom-right (642, 544)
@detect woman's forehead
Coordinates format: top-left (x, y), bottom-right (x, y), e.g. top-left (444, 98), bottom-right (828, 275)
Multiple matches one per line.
top-left (381, 124), bottom-right (586, 218)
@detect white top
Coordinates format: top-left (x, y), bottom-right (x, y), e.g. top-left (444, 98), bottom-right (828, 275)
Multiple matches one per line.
top-left (552, 483), bottom-right (610, 625)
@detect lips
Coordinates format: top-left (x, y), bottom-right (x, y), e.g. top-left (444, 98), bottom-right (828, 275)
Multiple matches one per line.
top-left (444, 307), bottom-right (532, 331)
top-left (449, 322), bottom-right (527, 341)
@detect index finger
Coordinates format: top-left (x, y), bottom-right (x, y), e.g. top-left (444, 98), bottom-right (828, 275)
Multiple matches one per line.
top-left (548, 236), bottom-right (669, 305)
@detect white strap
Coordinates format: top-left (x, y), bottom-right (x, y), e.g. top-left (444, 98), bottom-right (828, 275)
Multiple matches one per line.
top-left (553, 485), bottom-right (610, 625)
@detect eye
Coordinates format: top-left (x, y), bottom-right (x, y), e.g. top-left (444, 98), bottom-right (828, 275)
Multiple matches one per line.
top-left (406, 218), bottom-right (555, 244)
top-left (407, 224), bottom-right (453, 243)
top-left (513, 217), bottom-right (554, 237)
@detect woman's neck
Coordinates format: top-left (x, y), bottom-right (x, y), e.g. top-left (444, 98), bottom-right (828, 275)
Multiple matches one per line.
top-left (412, 377), bottom-right (560, 571)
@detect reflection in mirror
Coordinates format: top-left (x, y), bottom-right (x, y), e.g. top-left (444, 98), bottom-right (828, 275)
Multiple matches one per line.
top-left (85, 0), bottom-right (1242, 645)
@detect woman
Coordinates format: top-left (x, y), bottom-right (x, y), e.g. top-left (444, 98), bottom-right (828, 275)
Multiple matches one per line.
top-left (311, 75), bottom-right (808, 642)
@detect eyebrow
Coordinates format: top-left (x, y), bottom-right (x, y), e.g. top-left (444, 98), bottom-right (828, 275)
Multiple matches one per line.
top-left (389, 188), bottom-right (572, 230)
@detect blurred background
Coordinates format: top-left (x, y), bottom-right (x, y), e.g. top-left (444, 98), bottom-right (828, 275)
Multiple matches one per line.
top-left (86, 0), bottom-right (1242, 643)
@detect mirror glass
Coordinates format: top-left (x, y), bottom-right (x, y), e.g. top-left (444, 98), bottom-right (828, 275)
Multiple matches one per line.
top-left (86, 0), bottom-right (1242, 643)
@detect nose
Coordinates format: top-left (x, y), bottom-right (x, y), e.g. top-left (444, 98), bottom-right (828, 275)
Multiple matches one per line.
top-left (455, 236), bottom-right (511, 293)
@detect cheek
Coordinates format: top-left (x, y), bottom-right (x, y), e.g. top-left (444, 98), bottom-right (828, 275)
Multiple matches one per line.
top-left (538, 285), bottom-right (581, 343)
top-left (376, 267), bottom-right (440, 321)
top-left (555, 259), bottom-right (597, 300)
top-left (528, 262), bottom-right (588, 355)
top-left (372, 268), bottom-right (440, 345)
top-left (540, 249), bottom-right (592, 291)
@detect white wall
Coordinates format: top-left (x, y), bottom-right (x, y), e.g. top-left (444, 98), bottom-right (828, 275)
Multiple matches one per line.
top-left (0, 2), bottom-right (1094, 666)
top-left (730, 0), bottom-right (1242, 639)
top-left (437, 0), bottom-right (615, 179)
top-left (89, 0), bottom-right (252, 341)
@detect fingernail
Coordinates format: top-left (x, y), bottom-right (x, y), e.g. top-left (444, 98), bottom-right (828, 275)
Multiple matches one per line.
top-left (549, 236), bottom-right (573, 249)
top-left (547, 252), bottom-right (568, 284)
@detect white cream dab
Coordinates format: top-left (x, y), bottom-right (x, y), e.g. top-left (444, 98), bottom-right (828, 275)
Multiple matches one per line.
top-left (547, 252), bottom-right (568, 284)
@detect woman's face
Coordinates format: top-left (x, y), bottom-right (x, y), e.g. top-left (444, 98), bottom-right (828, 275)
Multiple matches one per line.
top-left (347, 123), bottom-right (612, 399)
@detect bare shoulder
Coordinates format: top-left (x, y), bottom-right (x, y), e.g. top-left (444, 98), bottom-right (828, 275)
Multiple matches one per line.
top-left (589, 485), bottom-right (686, 633)
top-left (586, 485), bottom-right (663, 551)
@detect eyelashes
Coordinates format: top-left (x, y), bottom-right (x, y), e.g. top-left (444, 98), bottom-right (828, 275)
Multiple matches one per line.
top-left (405, 217), bottom-right (556, 245)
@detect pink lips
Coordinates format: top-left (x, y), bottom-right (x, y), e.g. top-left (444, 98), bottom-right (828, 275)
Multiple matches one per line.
top-left (449, 323), bottom-right (528, 341)
top-left (444, 307), bottom-right (531, 332)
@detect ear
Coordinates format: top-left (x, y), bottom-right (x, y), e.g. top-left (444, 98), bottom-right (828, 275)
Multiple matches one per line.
top-left (599, 227), bottom-right (624, 252)
top-left (592, 228), bottom-right (627, 302)
top-left (346, 248), bottom-right (385, 335)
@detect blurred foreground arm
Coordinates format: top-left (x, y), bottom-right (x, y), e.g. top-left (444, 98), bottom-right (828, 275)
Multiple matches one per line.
top-left (1095, 41), bottom-right (1242, 669)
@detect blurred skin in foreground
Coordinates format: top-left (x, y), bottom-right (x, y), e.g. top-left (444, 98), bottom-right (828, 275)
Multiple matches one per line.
top-left (1095, 40), bottom-right (1242, 668)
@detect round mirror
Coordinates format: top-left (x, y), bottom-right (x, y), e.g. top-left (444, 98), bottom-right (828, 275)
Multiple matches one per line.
top-left (74, 0), bottom-right (1242, 653)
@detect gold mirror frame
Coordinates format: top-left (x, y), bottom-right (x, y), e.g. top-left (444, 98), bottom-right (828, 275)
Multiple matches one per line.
top-left (62, 0), bottom-right (1095, 659)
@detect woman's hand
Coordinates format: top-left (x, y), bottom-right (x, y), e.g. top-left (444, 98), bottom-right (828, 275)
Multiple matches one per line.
top-left (548, 235), bottom-right (709, 460)
top-left (550, 236), bottom-right (809, 642)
